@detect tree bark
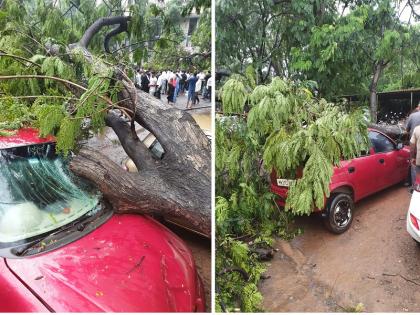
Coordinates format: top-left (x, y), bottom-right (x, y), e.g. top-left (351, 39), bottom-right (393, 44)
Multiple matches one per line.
top-left (66, 17), bottom-right (211, 237)
top-left (369, 61), bottom-right (384, 123)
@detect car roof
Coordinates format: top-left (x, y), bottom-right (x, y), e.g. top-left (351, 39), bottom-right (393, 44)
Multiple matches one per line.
top-left (0, 128), bottom-right (55, 149)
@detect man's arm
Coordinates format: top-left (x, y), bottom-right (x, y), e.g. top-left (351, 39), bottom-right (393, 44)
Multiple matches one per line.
top-left (411, 131), bottom-right (417, 165)
top-left (411, 143), bottom-right (417, 164)
top-left (406, 116), bottom-right (412, 134)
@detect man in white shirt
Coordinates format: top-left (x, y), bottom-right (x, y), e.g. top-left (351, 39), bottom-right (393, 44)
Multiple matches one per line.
top-left (198, 71), bottom-right (206, 95)
top-left (161, 70), bottom-right (167, 95)
top-left (205, 76), bottom-right (212, 100)
top-left (135, 69), bottom-right (142, 89)
top-left (155, 71), bottom-right (165, 99)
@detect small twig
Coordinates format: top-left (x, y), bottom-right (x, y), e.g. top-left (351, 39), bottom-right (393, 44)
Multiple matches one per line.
top-left (0, 95), bottom-right (76, 101)
top-left (0, 52), bottom-right (41, 67)
top-left (217, 267), bottom-right (250, 281)
top-left (184, 105), bottom-right (212, 111)
top-left (70, 77), bottom-right (106, 114)
top-left (216, 110), bottom-right (248, 117)
top-left (0, 75), bottom-right (114, 107)
top-left (383, 272), bottom-right (420, 286)
top-left (126, 256), bottom-right (145, 274)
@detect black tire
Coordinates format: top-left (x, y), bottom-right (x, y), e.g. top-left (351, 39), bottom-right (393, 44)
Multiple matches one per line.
top-left (323, 193), bottom-right (354, 234)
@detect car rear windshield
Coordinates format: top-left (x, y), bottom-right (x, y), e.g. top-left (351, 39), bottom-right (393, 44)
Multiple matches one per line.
top-left (0, 143), bottom-right (100, 243)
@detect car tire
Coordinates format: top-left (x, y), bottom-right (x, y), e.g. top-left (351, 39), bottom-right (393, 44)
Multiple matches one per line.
top-left (323, 193), bottom-right (354, 234)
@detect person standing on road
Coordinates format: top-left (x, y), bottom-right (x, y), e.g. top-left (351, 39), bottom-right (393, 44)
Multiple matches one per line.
top-left (140, 70), bottom-right (150, 93)
top-left (161, 70), bottom-right (167, 95)
top-left (406, 101), bottom-right (420, 190)
top-left (410, 124), bottom-right (420, 190)
top-left (194, 76), bottom-right (201, 105)
top-left (174, 73), bottom-right (180, 103)
top-left (179, 71), bottom-right (187, 96)
top-left (186, 73), bottom-right (198, 109)
top-left (205, 76), bottom-right (212, 100)
top-left (198, 71), bottom-right (206, 95)
top-left (149, 72), bottom-right (158, 96)
top-left (167, 75), bottom-right (176, 104)
top-left (135, 68), bottom-right (142, 89)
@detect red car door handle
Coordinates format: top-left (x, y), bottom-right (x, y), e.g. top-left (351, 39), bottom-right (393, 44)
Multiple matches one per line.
top-left (379, 158), bottom-right (385, 164)
top-left (348, 166), bottom-right (355, 173)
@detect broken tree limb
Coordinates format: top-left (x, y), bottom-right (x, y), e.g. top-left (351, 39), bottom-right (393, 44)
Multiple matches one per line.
top-left (104, 19), bottom-right (129, 53)
top-left (368, 123), bottom-right (407, 142)
top-left (78, 16), bottom-right (132, 50)
top-left (66, 16), bottom-right (211, 238)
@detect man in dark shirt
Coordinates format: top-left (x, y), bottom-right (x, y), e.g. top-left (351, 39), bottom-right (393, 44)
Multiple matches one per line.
top-left (186, 73), bottom-right (198, 109)
top-left (140, 71), bottom-right (150, 93)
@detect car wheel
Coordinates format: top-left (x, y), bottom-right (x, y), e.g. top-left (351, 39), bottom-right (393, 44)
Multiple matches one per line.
top-left (323, 193), bottom-right (354, 234)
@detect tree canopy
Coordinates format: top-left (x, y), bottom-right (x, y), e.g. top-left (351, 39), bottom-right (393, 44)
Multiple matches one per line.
top-left (216, 0), bottom-right (420, 121)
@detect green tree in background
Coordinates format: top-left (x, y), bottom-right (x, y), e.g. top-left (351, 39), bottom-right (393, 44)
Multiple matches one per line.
top-left (216, 0), bottom-right (337, 84)
top-left (216, 0), bottom-right (420, 121)
top-left (292, 0), bottom-right (419, 122)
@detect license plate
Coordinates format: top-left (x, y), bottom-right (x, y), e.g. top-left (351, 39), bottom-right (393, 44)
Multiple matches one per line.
top-left (277, 179), bottom-right (295, 187)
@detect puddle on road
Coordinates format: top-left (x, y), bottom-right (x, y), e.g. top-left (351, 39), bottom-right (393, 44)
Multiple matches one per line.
top-left (191, 113), bottom-right (211, 132)
top-left (261, 186), bottom-right (420, 312)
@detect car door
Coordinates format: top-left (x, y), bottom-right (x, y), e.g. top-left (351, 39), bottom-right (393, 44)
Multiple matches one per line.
top-left (343, 146), bottom-right (382, 200)
top-left (368, 130), bottom-right (399, 190)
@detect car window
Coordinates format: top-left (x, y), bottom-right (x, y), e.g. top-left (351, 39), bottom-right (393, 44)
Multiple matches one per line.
top-left (0, 143), bottom-right (100, 244)
top-left (369, 131), bottom-right (395, 153)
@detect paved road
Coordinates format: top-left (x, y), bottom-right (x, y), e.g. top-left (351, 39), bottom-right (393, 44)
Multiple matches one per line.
top-left (157, 91), bottom-right (211, 113)
top-left (260, 185), bottom-right (420, 312)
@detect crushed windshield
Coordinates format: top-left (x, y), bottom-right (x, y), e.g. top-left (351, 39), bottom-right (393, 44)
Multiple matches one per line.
top-left (0, 143), bottom-right (101, 243)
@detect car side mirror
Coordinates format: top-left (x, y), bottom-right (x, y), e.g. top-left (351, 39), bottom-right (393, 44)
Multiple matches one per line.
top-left (396, 142), bottom-right (403, 150)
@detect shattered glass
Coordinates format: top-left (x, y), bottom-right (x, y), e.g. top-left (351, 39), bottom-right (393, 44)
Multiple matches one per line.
top-left (0, 143), bottom-right (100, 243)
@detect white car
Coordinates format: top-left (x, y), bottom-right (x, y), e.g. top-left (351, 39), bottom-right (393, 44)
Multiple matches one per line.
top-left (407, 188), bottom-right (420, 243)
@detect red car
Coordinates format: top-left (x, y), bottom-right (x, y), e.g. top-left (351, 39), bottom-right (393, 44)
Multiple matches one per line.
top-left (271, 128), bottom-right (410, 233)
top-left (0, 128), bottom-right (205, 312)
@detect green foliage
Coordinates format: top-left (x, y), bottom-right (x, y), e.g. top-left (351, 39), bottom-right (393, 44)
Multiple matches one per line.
top-left (0, 98), bottom-right (34, 129)
top-left (221, 78), bottom-right (248, 113)
top-left (217, 78), bottom-right (368, 311)
top-left (217, 0), bottom-right (420, 116)
top-left (33, 103), bottom-right (65, 137)
top-left (56, 117), bottom-right (81, 156)
top-left (216, 102), bottom-right (301, 311)
top-left (0, 0), bottom-right (138, 155)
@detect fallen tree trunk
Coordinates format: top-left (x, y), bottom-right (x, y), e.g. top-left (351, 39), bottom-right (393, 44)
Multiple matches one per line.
top-left (368, 122), bottom-right (407, 142)
top-left (66, 16), bottom-right (211, 237)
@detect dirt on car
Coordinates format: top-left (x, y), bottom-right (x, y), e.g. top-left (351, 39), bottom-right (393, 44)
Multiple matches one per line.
top-left (260, 185), bottom-right (420, 312)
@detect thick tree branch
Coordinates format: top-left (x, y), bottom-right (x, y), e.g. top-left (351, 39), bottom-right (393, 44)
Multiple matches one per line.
top-left (104, 19), bottom-right (129, 53)
top-left (70, 148), bottom-right (211, 237)
top-left (79, 16), bottom-right (132, 49)
top-left (105, 111), bottom-right (157, 171)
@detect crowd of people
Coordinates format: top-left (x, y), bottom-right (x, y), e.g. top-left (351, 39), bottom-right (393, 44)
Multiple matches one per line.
top-left (134, 68), bottom-right (212, 109)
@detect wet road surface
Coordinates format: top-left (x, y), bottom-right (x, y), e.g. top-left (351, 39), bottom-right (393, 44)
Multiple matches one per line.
top-left (260, 185), bottom-right (420, 312)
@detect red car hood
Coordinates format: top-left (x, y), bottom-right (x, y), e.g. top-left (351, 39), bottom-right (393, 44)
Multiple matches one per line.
top-left (5, 214), bottom-right (203, 312)
top-left (0, 128), bottom-right (55, 149)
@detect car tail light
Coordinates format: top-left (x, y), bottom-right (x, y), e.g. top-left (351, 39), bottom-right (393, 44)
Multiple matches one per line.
top-left (410, 213), bottom-right (420, 230)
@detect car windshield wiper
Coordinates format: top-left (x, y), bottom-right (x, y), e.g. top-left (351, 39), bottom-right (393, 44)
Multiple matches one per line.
top-left (14, 212), bottom-right (98, 257)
